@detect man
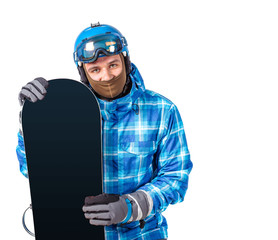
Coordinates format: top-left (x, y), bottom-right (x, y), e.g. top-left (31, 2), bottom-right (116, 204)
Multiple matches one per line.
top-left (16, 23), bottom-right (193, 240)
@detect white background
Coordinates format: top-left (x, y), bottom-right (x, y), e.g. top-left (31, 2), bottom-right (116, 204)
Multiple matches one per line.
top-left (1, 0), bottom-right (278, 239)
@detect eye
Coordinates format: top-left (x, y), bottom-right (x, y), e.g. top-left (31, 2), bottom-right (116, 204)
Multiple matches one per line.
top-left (110, 64), bottom-right (117, 68)
top-left (90, 68), bottom-right (99, 73)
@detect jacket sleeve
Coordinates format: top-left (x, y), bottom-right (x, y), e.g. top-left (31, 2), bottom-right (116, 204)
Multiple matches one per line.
top-left (137, 104), bottom-right (193, 213)
top-left (16, 131), bottom-right (28, 178)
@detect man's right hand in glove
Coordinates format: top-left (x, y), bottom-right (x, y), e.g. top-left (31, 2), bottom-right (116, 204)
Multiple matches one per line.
top-left (18, 77), bottom-right (49, 106)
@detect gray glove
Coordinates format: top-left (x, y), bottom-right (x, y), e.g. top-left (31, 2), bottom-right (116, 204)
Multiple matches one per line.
top-left (18, 77), bottom-right (49, 106)
top-left (83, 194), bottom-right (129, 226)
top-left (124, 190), bottom-right (153, 223)
top-left (82, 191), bottom-right (153, 226)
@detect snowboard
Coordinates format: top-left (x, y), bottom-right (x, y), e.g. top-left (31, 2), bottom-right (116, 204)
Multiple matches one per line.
top-left (21, 79), bottom-right (104, 240)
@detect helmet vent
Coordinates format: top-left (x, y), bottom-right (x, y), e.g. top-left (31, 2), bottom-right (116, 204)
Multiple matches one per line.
top-left (91, 22), bottom-right (100, 28)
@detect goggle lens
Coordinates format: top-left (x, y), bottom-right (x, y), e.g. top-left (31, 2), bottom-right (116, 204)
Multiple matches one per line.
top-left (75, 34), bottom-right (123, 63)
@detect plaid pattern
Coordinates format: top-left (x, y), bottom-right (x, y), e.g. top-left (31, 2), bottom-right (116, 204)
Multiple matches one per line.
top-left (16, 63), bottom-right (192, 240)
top-left (16, 132), bottom-right (28, 178)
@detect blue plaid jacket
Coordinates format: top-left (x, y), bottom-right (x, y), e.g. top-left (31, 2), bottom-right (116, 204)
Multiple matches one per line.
top-left (16, 63), bottom-right (193, 240)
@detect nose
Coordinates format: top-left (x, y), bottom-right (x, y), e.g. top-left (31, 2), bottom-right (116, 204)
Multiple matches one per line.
top-left (100, 67), bottom-right (113, 81)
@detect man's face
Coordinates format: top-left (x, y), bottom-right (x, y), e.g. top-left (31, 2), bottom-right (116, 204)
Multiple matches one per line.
top-left (83, 54), bottom-right (123, 81)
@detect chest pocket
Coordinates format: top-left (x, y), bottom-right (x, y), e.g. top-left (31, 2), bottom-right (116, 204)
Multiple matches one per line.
top-left (121, 140), bottom-right (157, 156)
top-left (119, 140), bottom-right (157, 189)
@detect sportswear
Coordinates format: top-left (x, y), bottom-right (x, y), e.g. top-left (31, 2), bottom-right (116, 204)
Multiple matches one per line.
top-left (16, 63), bottom-right (192, 240)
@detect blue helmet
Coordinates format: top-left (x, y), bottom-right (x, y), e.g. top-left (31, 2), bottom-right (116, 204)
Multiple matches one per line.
top-left (73, 22), bottom-right (130, 66)
top-left (73, 22), bottom-right (131, 86)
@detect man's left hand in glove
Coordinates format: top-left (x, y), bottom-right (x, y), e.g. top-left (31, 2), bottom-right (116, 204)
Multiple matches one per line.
top-left (82, 191), bottom-right (153, 226)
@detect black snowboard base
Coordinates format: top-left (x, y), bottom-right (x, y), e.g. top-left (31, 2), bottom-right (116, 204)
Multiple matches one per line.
top-left (22, 79), bottom-right (104, 240)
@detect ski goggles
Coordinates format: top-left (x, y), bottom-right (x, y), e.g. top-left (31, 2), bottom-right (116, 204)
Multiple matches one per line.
top-left (74, 33), bottom-right (127, 64)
